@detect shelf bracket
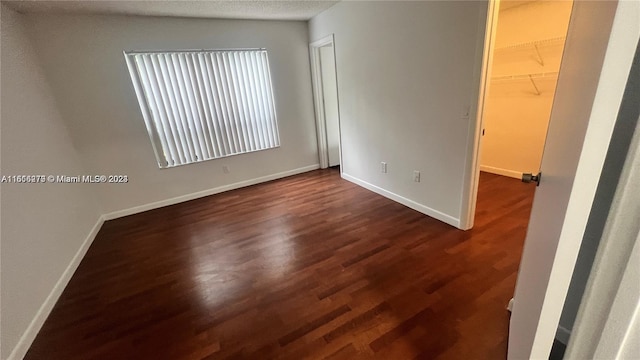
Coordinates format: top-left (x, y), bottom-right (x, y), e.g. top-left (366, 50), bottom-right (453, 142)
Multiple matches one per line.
top-left (528, 75), bottom-right (541, 96)
top-left (533, 44), bottom-right (545, 66)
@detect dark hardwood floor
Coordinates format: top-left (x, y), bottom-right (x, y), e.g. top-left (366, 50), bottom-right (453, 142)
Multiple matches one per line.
top-left (25, 170), bottom-right (535, 359)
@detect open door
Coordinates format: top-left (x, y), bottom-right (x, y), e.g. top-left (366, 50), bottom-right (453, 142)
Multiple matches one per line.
top-left (505, 1), bottom-right (640, 359)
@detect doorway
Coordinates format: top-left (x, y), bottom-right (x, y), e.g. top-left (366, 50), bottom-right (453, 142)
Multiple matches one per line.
top-left (310, 34), bottom-right (342, 169)
top-left (479, 1), bottom-right (573, 181)
top-left (472, 0), bottom-right (575, 352)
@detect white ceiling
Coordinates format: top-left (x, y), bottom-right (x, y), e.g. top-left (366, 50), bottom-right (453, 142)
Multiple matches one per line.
top-left (4, 0), bottom-right (339, 21)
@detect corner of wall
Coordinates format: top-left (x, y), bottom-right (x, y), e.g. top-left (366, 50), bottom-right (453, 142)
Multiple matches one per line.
top-left (6, 216), bottom-right (105, 360)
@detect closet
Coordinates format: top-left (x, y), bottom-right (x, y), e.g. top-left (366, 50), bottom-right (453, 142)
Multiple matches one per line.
top-left (480, 0), bottom-right (573, 179)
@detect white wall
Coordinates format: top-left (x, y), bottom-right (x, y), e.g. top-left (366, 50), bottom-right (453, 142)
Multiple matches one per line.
top-left (480, 90), bottom-right (555, 177)
top-left (0, 6), bottom-right (103, 359)
top-left (22, 14), bottom-right (319, 215)
top-left (309, 1), bottom-right (488, 227)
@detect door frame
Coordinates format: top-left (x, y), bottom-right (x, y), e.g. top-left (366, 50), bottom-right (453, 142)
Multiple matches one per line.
top-left (459, 0), bottom-right (500, 230)
top-left (310, 34), bottom-right (343, 170)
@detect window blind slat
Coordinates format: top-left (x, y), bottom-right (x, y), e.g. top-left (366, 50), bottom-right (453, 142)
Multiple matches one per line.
top-left (233, 52), bottom-right (256, 151)
top-left (244, 52), bottom-right (265, 148)
top-left (262, 52), bottom-right (280, 146)
top-left (255, 52), bottom-right (275, 148)
top-left (249, 52), bottom-right (270, 148)
top-left (201, 54), bottom-right (226, 157)
top-left (125, 55), bottom-right (165, 167)
top-left (195, 53), bottom-right (223, 157)
top-left (158, 54), bottom-right (193, 163)
top-left (211, 53), bottom-right (235, 155)
top-left (240, 52), bottom-right (263, 149)
top-left (218, 53), bottom-right (241, 154)
top-left (149, 55), bottom-right (187, 164)
top-left (227, 53), bottom-right (249, 152)
top-left (194, 53), bottom-right (222, 158)
top-left (171, 54), bottom-right (203, 161)
top-left (220, 53), bottom-right (242, 154)
top-left (185, 54), bottom-right (216, 158)
top-left (206, 53), bottom-right (231, 156)
top-left (138, 55), bottom-right (180, 165)
top-left (228, 52), bottom-right (252, 152)
top-left (165, 54), bottom-right (197, 162)
top-left (176, 54), bottom-right (208, 160)
top-left (125, 49), bottom-right (279, 168)
top-left (150, 56), bottom-right (186, 164)
top-left (132, 56), bottom-right (171, 165)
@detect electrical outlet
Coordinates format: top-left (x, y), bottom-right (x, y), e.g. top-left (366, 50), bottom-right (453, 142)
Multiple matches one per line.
top-left (222, 165), bottom-right (230, 174)
top-left (414, 170), bottom-right (420, 182)
top-left (381, 162), bottom-right (387, 173)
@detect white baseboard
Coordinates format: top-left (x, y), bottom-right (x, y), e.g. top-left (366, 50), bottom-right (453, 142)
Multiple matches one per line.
top-left (341, 173), bottom-right (460, 228)
top-left (103, 164), bottom-right (320, 220)
top-left (480, 165), bottom-right (522, 179)
top-left (8, 216), bottom-right (105, 360)
top-left (556, 325), bottom-right (572, 345)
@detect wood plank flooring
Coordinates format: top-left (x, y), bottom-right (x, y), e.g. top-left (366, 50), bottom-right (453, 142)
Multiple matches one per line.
top-left (25, 169), bottom-right (535, 359)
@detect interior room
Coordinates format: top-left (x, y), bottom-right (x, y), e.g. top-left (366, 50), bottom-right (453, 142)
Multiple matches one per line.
top-left (1, 1), bottom-right (638, 359)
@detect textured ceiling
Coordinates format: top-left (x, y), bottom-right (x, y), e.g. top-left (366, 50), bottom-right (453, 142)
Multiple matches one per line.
top-left (4, 0), bottom-right (339, 21)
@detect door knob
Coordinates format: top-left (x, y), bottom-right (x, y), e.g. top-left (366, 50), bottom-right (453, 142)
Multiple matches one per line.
top-left (522, 172), bottom-right (542, 186)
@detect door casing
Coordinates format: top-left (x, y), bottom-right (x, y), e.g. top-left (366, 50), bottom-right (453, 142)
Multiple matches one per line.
top-left (310, 34), bottom-right (343, 170)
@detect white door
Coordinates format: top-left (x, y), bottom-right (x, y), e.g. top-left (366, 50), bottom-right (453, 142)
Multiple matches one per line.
top-left (320, 45), bottom-right (341, 167)
top-left (508, 1), bottom-right (640, 359)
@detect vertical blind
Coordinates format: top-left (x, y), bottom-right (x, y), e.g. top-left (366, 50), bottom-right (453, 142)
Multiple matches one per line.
top-left (124, 49), bottom-right (280, 168)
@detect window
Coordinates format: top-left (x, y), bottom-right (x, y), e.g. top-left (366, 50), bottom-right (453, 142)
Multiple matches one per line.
top-left (124, 49), bottom-right (280, 168)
